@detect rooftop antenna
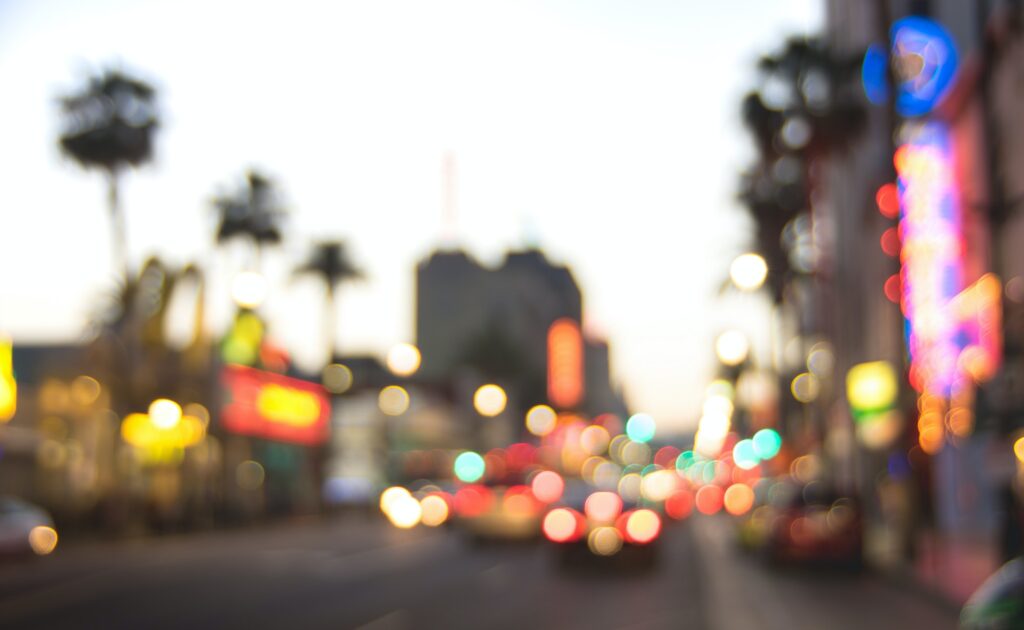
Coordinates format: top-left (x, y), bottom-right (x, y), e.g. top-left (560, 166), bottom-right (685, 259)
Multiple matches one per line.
top-left (441, 152), bottom-right (457, 249)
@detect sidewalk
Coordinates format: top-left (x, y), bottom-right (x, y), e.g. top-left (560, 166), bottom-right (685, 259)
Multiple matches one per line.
top-left (689, 515), bottom-right (960, 630)
top-left (913, 531), bottom-right (1001, 606)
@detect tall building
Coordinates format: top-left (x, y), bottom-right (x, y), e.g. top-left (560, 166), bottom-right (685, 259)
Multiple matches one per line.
top-left (415, 246), bottom-right (624, 442)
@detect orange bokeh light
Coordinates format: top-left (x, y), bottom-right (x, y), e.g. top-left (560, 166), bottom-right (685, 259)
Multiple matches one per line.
top-left (723, 483), bottom-right (755, 516)
top-left (548, 318), bottom-right (584, 409)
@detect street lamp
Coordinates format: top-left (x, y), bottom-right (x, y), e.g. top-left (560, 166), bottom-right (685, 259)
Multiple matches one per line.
top-left (729, 253), bottom-right (768, 292)
top-left (386, 343), bottom-right (421, 377)
top-left (473, 384), bottom-right (507, 417)
top-left (715, 330), bottom-right (750, 367)
top-left (149, 398), bottom-right (182, 429)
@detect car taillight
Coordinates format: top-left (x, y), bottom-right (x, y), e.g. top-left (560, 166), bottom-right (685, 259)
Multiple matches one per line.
top-left (454, 485), bottom-right (493, 517)
top-left (543, 508), bottom-right (585, 543)
top-left (619, 508), bottom-right (661, 544)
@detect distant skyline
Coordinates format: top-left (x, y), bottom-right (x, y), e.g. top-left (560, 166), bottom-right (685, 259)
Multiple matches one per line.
top-left (0, 0), bottom-right (820, 433)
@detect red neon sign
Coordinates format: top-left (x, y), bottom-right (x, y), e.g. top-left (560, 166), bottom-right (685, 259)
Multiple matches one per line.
top-left (221, 365), bottom-right (330, 446)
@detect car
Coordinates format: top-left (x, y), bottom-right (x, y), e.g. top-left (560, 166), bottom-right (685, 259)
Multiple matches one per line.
top-left (959, 557), bottom-right (1024, 629)
top-left (758, 481), bottom-right (862, 569)
top-left (453, 483), bottom-right (544, 543)
top-left (0, 497), bottom-right (58, 557)
top-left (543, 482), bottom-right (663, 571)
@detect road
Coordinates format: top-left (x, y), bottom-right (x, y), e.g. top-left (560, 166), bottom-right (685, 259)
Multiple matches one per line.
top-left (0, 514), bottom-right (960, 629)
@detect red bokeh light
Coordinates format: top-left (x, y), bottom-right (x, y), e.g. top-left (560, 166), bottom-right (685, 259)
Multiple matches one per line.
top-left (695, 485), bottom-right (724, 515)
top-left (880, 227), bottom-right (900, 257)
top-left (875, 183), bottom-right (900, 219)
top-left (665, 490), bottom-right (694, 520)
top-left (654, 445), bottom-right (681, 468)
top-left (454, 485), bottom-right (493, 517)
top-left (884, 274), bottom-right (901, 304)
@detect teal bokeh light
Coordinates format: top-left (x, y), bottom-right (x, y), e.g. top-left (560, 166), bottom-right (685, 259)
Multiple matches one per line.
top-left (733, 439), bottom-right (760, 470)
top-left (454, 451), bottom-right (485, 483)
top-left (626, 413), bottom-right (656, 443)
top-left (752, 429), bottom-right (783, 460)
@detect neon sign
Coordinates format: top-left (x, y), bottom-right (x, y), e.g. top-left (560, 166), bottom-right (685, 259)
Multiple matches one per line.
top-left (897, 122), bottom-right (965, 396)
top-left (861, 17), bottom-right (959, 117)
top-left (897, 123), bottom-right (1002, 401)
top-left (221, 365), bottom-right (330, 445)
top-left (547, 318), bottom-right (584, 409)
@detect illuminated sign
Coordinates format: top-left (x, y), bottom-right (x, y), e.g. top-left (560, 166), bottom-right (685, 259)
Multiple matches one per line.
top-left (846, 361), bottom-right (898, 418)
top-left (890, 17), bottom-right (959, 117)
top-left (0, 337), bottom-right (15, 422)
top-left (896, 123), bottom-right (1003, 400)
top-left (950, 273), bottom-right (1002, 384)
top-left (862, 17), bottom-right (959, 117)
top-left (547, 318), bottom-right (584, 409)
top-left (221, 365), bottom-right (330, 446)
top-left (897, 122), bottom-right (966, 396)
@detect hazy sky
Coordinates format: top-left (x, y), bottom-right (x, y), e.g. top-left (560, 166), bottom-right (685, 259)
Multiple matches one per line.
top-left (0, 0), bottom-right (820, 433)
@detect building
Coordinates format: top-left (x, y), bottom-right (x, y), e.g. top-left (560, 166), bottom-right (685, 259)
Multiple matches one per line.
top-left (820, 0), bottom-right (1024, 604)
top-left (415, 246), bottom-right (626, 444)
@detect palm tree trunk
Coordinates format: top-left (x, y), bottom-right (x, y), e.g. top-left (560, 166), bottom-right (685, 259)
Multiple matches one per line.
top-left (324, 285), bottom-right (336, 364)
top-left (107, 170), bottom-right (128, 281)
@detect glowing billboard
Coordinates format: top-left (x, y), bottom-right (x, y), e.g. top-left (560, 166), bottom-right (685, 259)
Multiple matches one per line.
top-left (221, 364), bottom-right (330, 446)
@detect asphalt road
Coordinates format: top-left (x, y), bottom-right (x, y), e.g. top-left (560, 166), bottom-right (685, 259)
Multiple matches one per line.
top-left (0, 514), bottom-right (960, 629)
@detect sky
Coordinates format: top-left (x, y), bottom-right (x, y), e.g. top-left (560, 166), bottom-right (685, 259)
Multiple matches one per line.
top-left (0, 0), bottom-right (821, 433)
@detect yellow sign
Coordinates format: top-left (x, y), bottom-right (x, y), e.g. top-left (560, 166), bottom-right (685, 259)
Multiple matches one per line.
top-left (256, 384), bottom-right (322, 427)
top-left (0, 337), bottom-right (15, 422)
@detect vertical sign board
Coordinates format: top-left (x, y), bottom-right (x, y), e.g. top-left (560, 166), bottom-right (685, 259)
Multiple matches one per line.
top-left (547, 318), bottom-right (584, 409)
top-left (0, 338), bottom-right (14, 421)
top-left (221, 364), bottom-right (330, 446)
top-left (897, 121), bottom-right (966, 396)
top-left (898, 124), bottom-right (1003, 397)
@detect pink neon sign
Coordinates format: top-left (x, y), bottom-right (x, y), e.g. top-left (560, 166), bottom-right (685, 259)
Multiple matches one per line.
top-left (896, 122), bottom-right (965, 396)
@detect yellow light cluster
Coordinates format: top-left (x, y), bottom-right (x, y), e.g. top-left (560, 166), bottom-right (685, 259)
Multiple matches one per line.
top-left (379, 486), bottom-right (422, 529)
top-left (941, 383), bottom-right (975, 439)
top-left (846, 361), bottom-right (898, 413)
top-left (121, 401), bottom-right (206, 450)
top-left (917, 393), bottom-right (945, 454)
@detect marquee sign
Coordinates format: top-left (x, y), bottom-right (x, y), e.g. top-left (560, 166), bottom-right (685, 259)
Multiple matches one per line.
top-left (221, 364), bottom-right (330, 446)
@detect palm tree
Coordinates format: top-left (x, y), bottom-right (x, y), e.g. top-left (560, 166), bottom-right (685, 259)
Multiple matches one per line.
top-left (294, 241), bottom-right (364, 363)
top-left (58, 68), bottom-right (159, 280)
top-left (212, 170), bottom-right (286, 269)
top-left (737, 37), bottom-right (866, 302)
